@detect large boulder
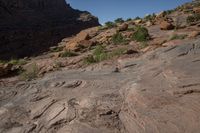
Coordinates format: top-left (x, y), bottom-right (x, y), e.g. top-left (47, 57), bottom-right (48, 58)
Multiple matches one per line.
top-left (160, 21), bottom-right (175, 30)
top-left (0, 0), bottom-right (99, 59)
top-left (65, 27), bottom-right (99, 51)
top-left (118, 23), bottom-right (128, 31)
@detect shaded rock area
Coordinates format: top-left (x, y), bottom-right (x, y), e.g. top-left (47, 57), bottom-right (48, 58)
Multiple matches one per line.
top-left (0, 39), bottom-right (200, 133)
top-left (0, 0), bottom-right (99, 59)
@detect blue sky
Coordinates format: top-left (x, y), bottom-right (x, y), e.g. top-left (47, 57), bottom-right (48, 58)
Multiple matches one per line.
top-left (67, 0), bottom-right (192, 24)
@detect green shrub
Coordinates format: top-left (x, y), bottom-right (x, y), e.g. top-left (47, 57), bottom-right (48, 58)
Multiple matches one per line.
top-left (144, 14), bottom-right (156, 21)
top-left (114, 18), bottom-right (124, 23)
top-left (0, 59), bottom-right (27, 65)
top-left (50, 47), bottom-right (63, 52)
top-left (104, 21), bottom-right (116, 28)
top-left (126, 18), bottom-right (132, 21)
top-left (8, 59), bottom-right (27, 65)
top-left (112, 32), bottom-right (126, 45)
top-left (84, 46), bottom-right (127, 64)
top-left (187, 14), bottom-right (200, 24)
top-left (163, 10), bottom-right (174, 16)
top-left (84, 45), bottom-right (108, 64)
top-left (170, 34), bottom-right (187, 40)
top-left (132, 26), bottom-right (150, 42)
top-left (20, 63), bottom-right (39, 81)
top-left (60, 51), bottom-right (78, 57)
top-left (134, 16), bottom-right (141, 20)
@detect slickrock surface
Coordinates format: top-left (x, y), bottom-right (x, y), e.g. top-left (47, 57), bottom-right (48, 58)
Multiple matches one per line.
top-left (0, 39), bottom-right (200, 133)
top-left (0, 0), bottom-right (99, 59)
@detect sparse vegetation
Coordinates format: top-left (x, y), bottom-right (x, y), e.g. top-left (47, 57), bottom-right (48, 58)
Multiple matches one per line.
top-left (163, 9), bottom-right (175, 16)
top-left (170, 34), bottom-right (187, 40)
top-left (50, 47), bottom-right (63, 52)
top-left (60, 51), bottom-right (78, 57)
top-left (187, 14), bottom-right (200, 24)
top-left (126, 18), bottom-right (132, 21)
top-left (132, 26), bottom-right (150, 42)
top-left (114, 18), bottom-right (124, 23)
top-left (84, 45), bottom-right (108, 64)
top-left (112, 32), bottom-right (126, 45)
top-left (84, 45), bottom-right (127, 64)
top-left (134, 16), bottom-right (141, 20)
top-left (8, 59), bottom-right (27, 65)
top-left (104, 21), bottom-right (116, 28)
top-left (0, 59), bottom-right (27, 65)
top-left (144, 13), bottom-right (156, 21)
top-left (20, 63), bottom-right (39, 81)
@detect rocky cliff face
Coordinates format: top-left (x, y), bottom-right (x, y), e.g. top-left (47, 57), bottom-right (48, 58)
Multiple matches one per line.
top-left (0, 0), bottom-right (99, 59)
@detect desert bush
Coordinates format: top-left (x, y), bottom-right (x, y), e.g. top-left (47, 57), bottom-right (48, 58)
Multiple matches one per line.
top-left (187, 14), bottom-right (200, 24)
top-left (134, 16), bottom-right (141, 20)
top-left (60, 51), bottom-right (78, 57)
top-left (126, 18), bottom-right (132, 21)
top-left (112, 32), bottom-right (126, 45)
top-left (84, 46), bottom-right (127, 64)
top-left (132, 26), bottom-right (150, 42)
top-left (50, 47), bottom-right (63, 52)
top-left (20, 63), bottom-right (39, 81)
top-left (144, 13), bottom-right (156, 21)
top-left (114, 18), bottom-right (124, 23)
top-left (8, 59), bottom-right (27, 65)
top-left (84, 45), bottom-right (108, 64)
top-left (104, 21), bottom-right (116, 28)
top-left (0, 59), bottom-right (27, 65)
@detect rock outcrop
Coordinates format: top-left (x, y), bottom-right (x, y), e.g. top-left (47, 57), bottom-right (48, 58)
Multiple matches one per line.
top-left (0, 0), bottom-right (99, 59)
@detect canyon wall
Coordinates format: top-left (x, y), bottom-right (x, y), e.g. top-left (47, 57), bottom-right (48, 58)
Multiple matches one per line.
top-left (0, 0), bottom-right (99, 59)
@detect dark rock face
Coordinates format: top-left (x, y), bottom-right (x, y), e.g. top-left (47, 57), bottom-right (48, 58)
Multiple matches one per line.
top-left (0, 0), bottom-right (99, 59)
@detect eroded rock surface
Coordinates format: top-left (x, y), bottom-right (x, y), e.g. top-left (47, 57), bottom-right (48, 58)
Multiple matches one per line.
top-left (1, 39), bottom-right (200, 133)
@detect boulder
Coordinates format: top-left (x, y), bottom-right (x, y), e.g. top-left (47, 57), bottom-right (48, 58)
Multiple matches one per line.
top-left (134, 19), bottom-right (142, 25)
top-left (118, 23), bottom-right (129, 31)
top-left (65, 31), bottom-right (90, 51)
top-left (160, 21), bottom-right (174, 30)
top-left (65, 30), bottom-right (97, 51)
top-left (146, 21), bottom-right (153, 27)
top-left (188, 31), bottom-right (200, 38)
top-left (0, 63), bottom-right (14, 77)
top-left (193, 7), bottom-right (200, 14)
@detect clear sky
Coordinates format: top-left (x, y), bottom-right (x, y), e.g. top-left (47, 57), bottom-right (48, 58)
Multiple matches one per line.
top-left (67, 0), bottom-right (192, 24)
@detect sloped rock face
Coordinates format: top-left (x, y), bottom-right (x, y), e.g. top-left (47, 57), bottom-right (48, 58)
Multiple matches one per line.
top-left (0, 0), bottom-right (99, 59)
top-left (1, 39), bottom-right (200, 133)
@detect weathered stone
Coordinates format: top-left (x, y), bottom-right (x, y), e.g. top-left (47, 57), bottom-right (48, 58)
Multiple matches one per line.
top-left (118, 23), bottom-right (128, 31)
top-left (188, 31), bottom-right (200, 38)
top-left (193, 7), bottom-right (200, 14)
top-left (160, 21), bottom-right (175, 30)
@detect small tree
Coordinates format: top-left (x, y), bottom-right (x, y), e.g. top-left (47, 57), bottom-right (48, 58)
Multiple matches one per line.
top-left (114, 18), bottom-right (124, 23)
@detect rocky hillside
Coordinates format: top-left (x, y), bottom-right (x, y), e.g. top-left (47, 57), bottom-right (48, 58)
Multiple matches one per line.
top-left (1, 0), bottom-right (200, 133)
top-left (0, 0), bottom-right (99, 59)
